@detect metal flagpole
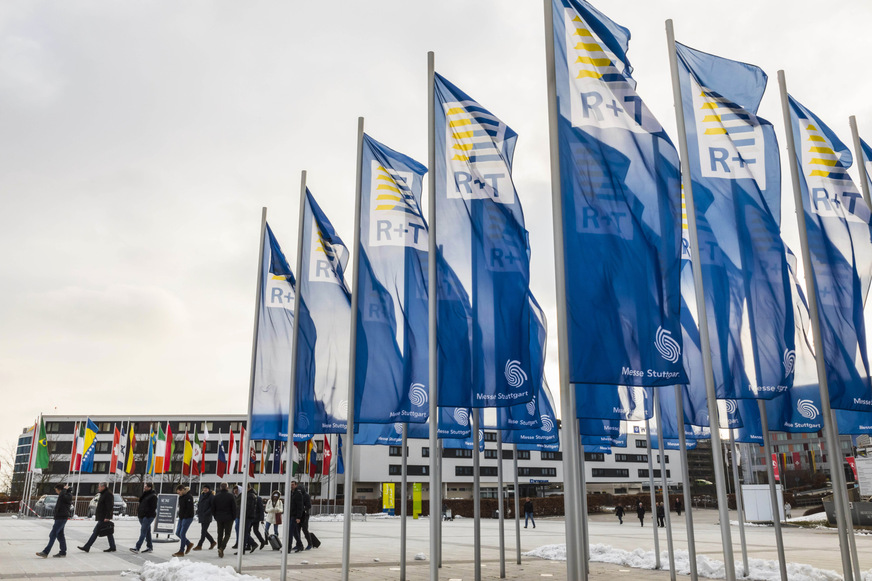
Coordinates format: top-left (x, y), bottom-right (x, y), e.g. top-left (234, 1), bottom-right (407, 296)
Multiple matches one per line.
top-left (831, 411), bottom-right (861, 576)
top-left (541, 1), bottom-right (583, 578)
top-left (427, 49), bottom-right (441, 581)
top-left (576, 420), bottom-right (590, 564)
top-left (758, 400), bottom-right (788, 580)
top-left (645, 420), bottom-right (661, 569)
top-left (652, 390), bottom-right (675, 580)
top-left (776, 69), bottom-right (855, 581)
top-left (437, 437), bottom-right (443, 568)
top-left (119, 419), bottom-right (129, 499)
top-left (513, 443), bottom-right (521, 565)
top-left (473, 409), bottom-right (482, 581)
top-left (730, 432), bottom-right (749, 577)
top-left (849, 116), bottom-right (872, 207)
top-left (497, 429), bottom-right (505, 578)
top-left (341, 116), bottom-right (366, 581)
top-left (401, 425), bottom-right (408, 581)
top-left (280, 172), bottom-right (306, 581)
top-left (236, 207), bottom-right (268, 574)
top-left (675, 385), bottom-right (698, 580)
top-left (665, 20), bottom-right (736, 579)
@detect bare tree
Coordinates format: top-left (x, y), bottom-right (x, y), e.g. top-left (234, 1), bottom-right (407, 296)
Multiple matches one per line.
top-left (0, 440), bottom-right (16, 495)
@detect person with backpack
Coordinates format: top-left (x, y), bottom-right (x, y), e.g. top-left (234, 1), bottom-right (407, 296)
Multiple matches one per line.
top-left (238, 484), bottom-right (260, 554)
top-left (656, 502), bottom-right (666, 528)
top-left (193, 485), bottom-right (216, 551)
top-left (36, 483), bottom-right (72, 558)
top-left (130, 482), bottom-right (157, 554)
top-left (287, 481), bottom-right (304, 553)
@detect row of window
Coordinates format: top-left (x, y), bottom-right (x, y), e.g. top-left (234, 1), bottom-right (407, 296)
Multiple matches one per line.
top-left (388, 447), bottom-right (533, 460)
top-left (614, 454), bottom-right (670, 464)
top-left (453, 466), bottom-right (557, 478)
top-left (590, 468), bottom-right (673, 479)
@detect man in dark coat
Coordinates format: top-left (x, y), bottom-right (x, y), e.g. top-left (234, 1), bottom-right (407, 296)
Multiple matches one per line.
top-left (37, 483), bottom-right (72, 558)
top-left (637, 501), bottom-right (645, 527)
top-left (287, 481), bottom-right (305, 553)
top-left (239, 485), bottom-right (259, 554)
top-left (193, 485), bottom-right (216, 551)
top-left (657, 502), bottom-right (666, 527)
top-left (615, 504), bottom-right (624, 525)
top-left (523, 497), bottom-right (535, 529)
top-left (172, 485), bottom-right (195, 557)
top-left (78, 482), bottom-right (116, 553)
top-left (211, 482), bottom-right (236, 558)
top-left (130, 483), bottom-right (157, 553)
top-left (674, 497), bottom-right (683, 516)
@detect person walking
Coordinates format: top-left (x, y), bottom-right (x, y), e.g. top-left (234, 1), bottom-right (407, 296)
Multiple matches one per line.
top-left (212, 482), bottom-right (236, 558)
top-left (130, 482), bottom-right (157, 554)
top-left (36, 483), bottom-right (72, 558)
top-left (172, 485), bottom-right (195, 557)
top-left (636, 501), bottom-right (645, 527)
top-left (656, 502), bottom-right (665, 528)
top-left (193, 484), bottom-right (216, 551)
top-left (615, 504), bottom-right (624, 525)
top-left (264, 490), bottom-right (283, 540)
top-left (253, 488), bottom-right (267, 549)
top-left (523, 497), bottom-right (536, 529)
top-left (240, 484), bottom-right (260, 554)
top-left (299, 483), bottom-right (313, 550)
top-left (287, 481), bottom-right (304, 553)
top-left (674, 497), bottom-right (682, 517)
top-left (77, 482), bottom-right (116, 553)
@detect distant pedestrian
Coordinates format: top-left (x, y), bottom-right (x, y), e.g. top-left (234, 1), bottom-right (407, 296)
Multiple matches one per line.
top-left (239, 484), bottom-right (259, 554)
top-left (615, 504), bottom-right (624, 525)
top-left (172, 485), bottom-right (195, 557)
top-left (212, 482), bottom-right (236, 558)
top-left (524, 497), bottom-right (536, 529)
top-left (674, 497), bottom-right (682, 517)
top-left (657, 502), bottom-right (665, 527)
top-left (636, 501), bottom-right (645, 527)
top-left (36, 483), bottom-right (72, 558)
top-left (130, 482), bottom-right (157, 554)
top-left (232, 485), bottom-right (241, 549)
top-left (77, 482), bottom-right (116, 553)
top-left (784, 502), bottom-right (792, 520)
top-left (287, 481), bottom-right (304, 553)
top-left (193, 485), bottom-right (216, 551)
top-left (264, 490), bottom-right (283, 539)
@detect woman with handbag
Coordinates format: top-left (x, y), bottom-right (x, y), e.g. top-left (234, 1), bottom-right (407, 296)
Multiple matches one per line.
top-left (264, 490), bottom-right (283, 540)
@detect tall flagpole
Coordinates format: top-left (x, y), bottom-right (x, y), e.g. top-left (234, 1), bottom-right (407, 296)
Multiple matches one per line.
top-left (674, 386), bottom-right (698, 580)
top-left (758, 400), bottom-right (788, 580)
top-left (513, 443), bottom-right (521, 565)
top-left (541, 2), bottom-right (583, 578)
top-left (849, 116), bottom-right (872, 207)
top-left (496, 430), bottom-right (505, 578)
top-left (645, 421), bottom-right (661, 570)
top-left (665, 20), bottom-right (736, 579)
top-left (831, 411), bottom-right (861, 576)
top-left (236, 207), bottom-right (268, 574)
top-left (729, 431), bottom-right (749, 577)
top-left (400, 425), bottom-right (408, 581)
top-left (652, 390), bottom-right (675, 580)
top-left (279, 173), bottom-right (305, 581)
top-left (427, 49), bottom-right (441, 581)
top-left (472, 409), bottom-right (482, 581)
top-left (776, 69), bottom-right (855, 581)
top-left (341, 116), bottom-right (365, 581)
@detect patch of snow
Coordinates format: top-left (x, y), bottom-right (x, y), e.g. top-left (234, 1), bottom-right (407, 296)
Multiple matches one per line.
top-left (373, 558), bottom-right (380, 562)
top-left (729, 520), bottom-right (769, 528)
top-left (131, 558), bottom-right (269, 581)
top-left (786, 513), bottom-right (828, 523)
top-left (414, 553), bottom-right (427, 561)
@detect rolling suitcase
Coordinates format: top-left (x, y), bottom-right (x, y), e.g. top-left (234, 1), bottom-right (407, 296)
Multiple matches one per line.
top-left (268, 533), bottom-right (282, 551)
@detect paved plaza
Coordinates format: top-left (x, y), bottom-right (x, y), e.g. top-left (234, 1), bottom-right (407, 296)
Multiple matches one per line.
top-left (0, 509), bottom-right (866, 580)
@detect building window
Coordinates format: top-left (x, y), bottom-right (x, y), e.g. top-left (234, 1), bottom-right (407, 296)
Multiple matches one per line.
top-left (484, 450), bottom-right (498, 459)
top-left (96, 442), bottom-right (112, 454)
top-left (517, 450), bottom-right (531, 460)
top-left (46, 422), bottom-right (62, 434)
top-left (455, 466), bottom-right (498, 477)
top-left (422, 447), bottom-right (429, 457)
top-left (541, 451), bottom-right (563, 461)
top-left (615, 454), bottom-right (648, 463)
top-left (636, 439), bottom-right (647, 449)
top-left (584, 453), bottom-right (604, 462)
top-left (517, 467), bottom-right (556, 477)
top-left (655, 455), bottom-right (670, 464)
top-left (484, 432), bottom-right (497, 442)
top-left (502, 449), bottom-right (514, 460)
top-left (389, 446), bottom-right (407, 457)
top-left (444, 448), bottom-right (473, 459)
top-left (638, 469), bottom-right (670, 478)
top-left (591, 468), bottom-right (629, 478)
top-left (357, 487), bottom-right (374, 493)
top-left (390, 464), bottom-right (429, 476)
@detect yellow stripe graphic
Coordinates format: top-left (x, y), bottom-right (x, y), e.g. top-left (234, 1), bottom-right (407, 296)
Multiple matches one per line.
top-left (700, 102), bottom-right (719, 109)
top-left (576, 70), bottom-right (603, 79)
top-left (376, 184), bottom-right (400, 193)
top-left (452, 131), bottom-right (474, 140)
top-left (809, 170), bottom-right (832, 177)
top-left (809, 147), bottom-right (834, 154)
top-left (809, 158), bottom-right (837, 166)
top-left (452, 154), bottom-right (469, 162)
top-left (446, 107), bottom-right (466, 115)
top-left (702, 115), bottom-right (721, 122)
top-left (807, 124), bottom-right (818, 131)
top-left (376, 194), bottom-right (402, 202)
top-left (575, 56), bottom-right (610, 66)
top-left (573, 28), bottom-right (593, 36)
top-left (375, 205), bottom-right (398, 211)
top-left (704, 128), bottom-right (727, 135)
top-left (574, 42), bottom-right (603, 51)
top-left (452, 143), bottom-right (473, 151)
top-left (449, 119), bottom-right (472, 128)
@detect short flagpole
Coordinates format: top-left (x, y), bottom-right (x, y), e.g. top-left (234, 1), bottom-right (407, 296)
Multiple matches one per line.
top-left (279, 173), bottom-right (306, 581)
top-left (472, 409), bottom-right (482, 581)
top-left (513, 443), bottom-right (521, 565)
top-left (400, 424), bottom-right (408, 581)
top-left (675, 385), bottom-right (698, 580)
top-left (541, 1), bottom-right (583, 578)
top-left (729, 431), bottom-right (749, 577)
top-left (665, 20), bottom-right (736, 579)
top-left (758, 399), bottom-right (788, 579)
top-left (497, 429), bottom-right (505, 578)
top-left (652, 390), bottom-right (675, 580)
top-left (341, 116), bottom-right (365, 581)
top-left (645, 421), bottom-right (661, 569)
top-left (849, 116), bottom-right (872, 207)
top-left (236, 206), bottom-right (268, 574)
top-left (776, 69), bottom-right (855, 581)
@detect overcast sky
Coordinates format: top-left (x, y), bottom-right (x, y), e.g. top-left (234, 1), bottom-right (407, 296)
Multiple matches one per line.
top-left (2, 1), bottom-right (870, 475)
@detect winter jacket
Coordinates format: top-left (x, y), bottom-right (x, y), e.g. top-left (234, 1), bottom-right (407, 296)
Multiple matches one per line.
top-left (178, 491), bottom-right (195, 520)
top-left (636, 505), bottom-right (645, 519)
top-left (289, 488), bottom-right (305, 519)
top-left (614, 505), bottom-right (624, 518)
top-left (54, 490), bottom-right (73, 520)
top-left (255, 495), bottom-right (265, 522)
top-left (656, 505), bottom-right (665, 518)
top-left (523, 501), bottom-right (534, 514)
top-left (265, 498), bottom-right (284, 525)
top-left (212, 490), bottom-right (236, 524)
top-left (197, 490), bottom-right (214, 522)
top-left (245, 490), bottom-right (258, 523)
top-left (94, 488), bottom-right (114, 521)
top-left (138, 489), bottom-right (158, 519)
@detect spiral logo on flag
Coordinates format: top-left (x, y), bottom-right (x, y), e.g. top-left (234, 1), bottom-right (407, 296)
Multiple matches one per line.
top-left (296, 413), bottom-right (309, 431)
top-left (338, 400), bottom-right (348, 420)
top-left (526, 396), bottom-right (537, 416)
top-left (724, 399), bottom-right (737, 414)
top-left (655, 327), bottom-right (681, 363)
top-left (453, 408), bottom-right (469, 426)
top-left (409, 383), bottom-right (428, 408)
top-left (504, 360), bottom-right (527, 388)
top-left (540, 415), bottom-right (554, 433)
top-left (783, 349), bottom-right (796, 376)
top-left (394, 423), bottom-right (404, 435)
top-left (797, 399), bottom-right (819, 420)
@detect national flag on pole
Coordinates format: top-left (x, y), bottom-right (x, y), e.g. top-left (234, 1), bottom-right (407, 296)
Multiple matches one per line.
top-left (75, 421), bottom-right (86, 471)
top-left (217, 434), bottom-right (227, 479)
top-left (26, 420), bottom-right (37, 474)
top-left (116, 425), bottom-right (128, 475)
top-left (164, 423), bottom-right (175, 473)
top-left (786, 95), bottom-right (872, 411)
top-left (248, 439), bottom-right (256, 478)
top-left (69, 421), bottom-right (79, 472)
top-left (154, 424), bottom-right (167, 474)
top-left (34, 417), bottom-right (49, 472)
top-left (337, 435), bottom-right (345, 475)
top-left (292, 442), bottom-right (302, 476)
top-left (322, 437), bottom-right (332, 476)
top-left (793, 451), bottom-right (802, 470)
top-left (273, 441), bottom-right (283, 474)
top-left (80, 419), bottom-right (99, 474)
top-left (109, 425), bottom-right (121, 474)
top-left (260, 441), bottom-right (268, 474)
top-left (227, 428), bottom-right (236, 474)
top-left (547, 0), bottom-right (686, 386)
top-left (252, 223), bottom-right (298, 441)
top-left (199, 426), bottom-right (208, 475)
top-left (146, 427), bottom-right (157, 475)
top-left (125, 425), bottom-right (136, 474)
top-left (182, 430), bottom-right (192, 476)
top-left (308, 440), bottom-right (317, 479)
top-left (772, 453), bottom-right (780, 481)
top-left (847, 456), bottom-right (858, 481)
top-left (239, 425), bottom-right (246, 474)
top-left (191, 431), bottom-right (202, 477)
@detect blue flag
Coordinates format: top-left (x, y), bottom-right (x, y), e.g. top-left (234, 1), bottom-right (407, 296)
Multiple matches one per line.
top-left (675, 43), bottom-right (793, 401)
top-left (549, 0), bottom-right (686, 387)
top-left (80, 419), bottom-right (99, 474)
top-left (434, 73), bottom-right (536, 408)
top-left (787, 96), bottom-right (872, 411)
top-left (578, 417), bottom-right (623, 437)
top-left (732, 398), bottom-right (763, 445)
top-left (835, 408), bottom-right (872, 435)
top-left (861, 138), bottom-right (872, 192)
top-left (337, 435), bottom-right (344, 475)
top-left (272, 441), bottom-right (283, 473)
top-left (576, 385), bottom-right (652, 421)
top-left (251, 224), bottom-right (297, 441)
top-left (501, 382), bottom-right (559, 446)
top-left (294, 190), bottom-right (352, 434)
top-left (354, 135), bottom-right (430, 425)
top-left (582, 432), bottom-right (626, 448)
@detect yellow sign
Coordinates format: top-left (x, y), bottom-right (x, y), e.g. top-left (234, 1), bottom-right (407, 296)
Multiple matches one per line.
top-left (382, 483), bottom-right (395, 511)
top-left (412, 483), bottom-right (422, 519)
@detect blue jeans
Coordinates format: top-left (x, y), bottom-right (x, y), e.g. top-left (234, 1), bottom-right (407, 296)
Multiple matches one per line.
top-left (176, 518), bottom-right (193, 552)
top-left (135, 517), bottom-right (154, 550)
top-left (525, 512), bottom-right (535, 528)
top-left (264, 522), bottom-right (279, 537)
top-left (43, 519), bottom-right (67, 554)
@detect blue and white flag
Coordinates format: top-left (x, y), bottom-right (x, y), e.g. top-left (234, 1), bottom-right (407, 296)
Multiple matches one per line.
top-left (787, 96), bottom-right (872, 411)
top-left (860, 138), bottom-right (872, 192)
top-left (294, 190), bottom-right (352, 434)
top-left (518, 441), bottom-right (562, 453)
top-left (549, 0), bottom-right (686, 387)
top-left (835, 407), bottom-right (872, 435)
top-left (575, 385), bottom-right (652, 421)
top-left (251, 224), bottom-right (297, 441)
top-left (578, 417), bottom-right (623, 437)
top-left (501, 381), bottom-right (559, 446)
top-left (582, 433), bottom-right (627, 448)
top-left (354, 135), bottom-right (430, 425)
top-left (732, 397), bottom-right (763, 445)
top-left (765, 383), bottom-right (824, 433)
top-left (675, 43), bottom-right (793, 400)
top-left (434, 73), bottom-right (536, 408)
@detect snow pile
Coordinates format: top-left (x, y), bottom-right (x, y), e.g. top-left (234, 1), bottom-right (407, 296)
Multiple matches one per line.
top-left (524, 543), bottom-right (847, 580)
top-left (309, 514), bottom-right (344, 522)
top-left (414, 553), bottom-right (427, 561)
top-left (730, 520), bottom-right (769, 528)
top-left (131, 558), bottom-right (270, 581)
top-left (786, 513), bottom-right (828, 523)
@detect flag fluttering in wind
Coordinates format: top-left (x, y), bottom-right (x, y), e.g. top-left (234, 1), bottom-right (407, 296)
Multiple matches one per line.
top-left (322, 437), bottom-right (332, 476)
top-left (182, 431), bottom-right (193, 476)
top-left (191, 430), bottom-right (202, 477)
top-left (227, 428), bottom-right (236, 475)
top-left (154, 424), bottom-right (167, 474)
top-left (216, 434), bottom-right (228, 479)
top-left (146, 427), bottom-right (157, 476)
top-left (337, 435), bottom-right (345, 475)
top-left (69, 421), bottom-right (80, 473)
top-left (34, 417), bottom-right (49, 473)
top-left (109, 425), bottom-right (121, 475)
top-left (80, 419), bottom-right (99, 474)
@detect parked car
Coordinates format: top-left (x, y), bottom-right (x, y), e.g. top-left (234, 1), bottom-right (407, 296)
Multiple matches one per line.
top-left (34, 494), bottom-right (58, 518)
top-left (87, 493), bottom-right (127, 517)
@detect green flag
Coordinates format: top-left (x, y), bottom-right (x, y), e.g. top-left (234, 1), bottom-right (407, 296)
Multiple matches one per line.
top-left (34, 418), bottom-right (49, 471)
